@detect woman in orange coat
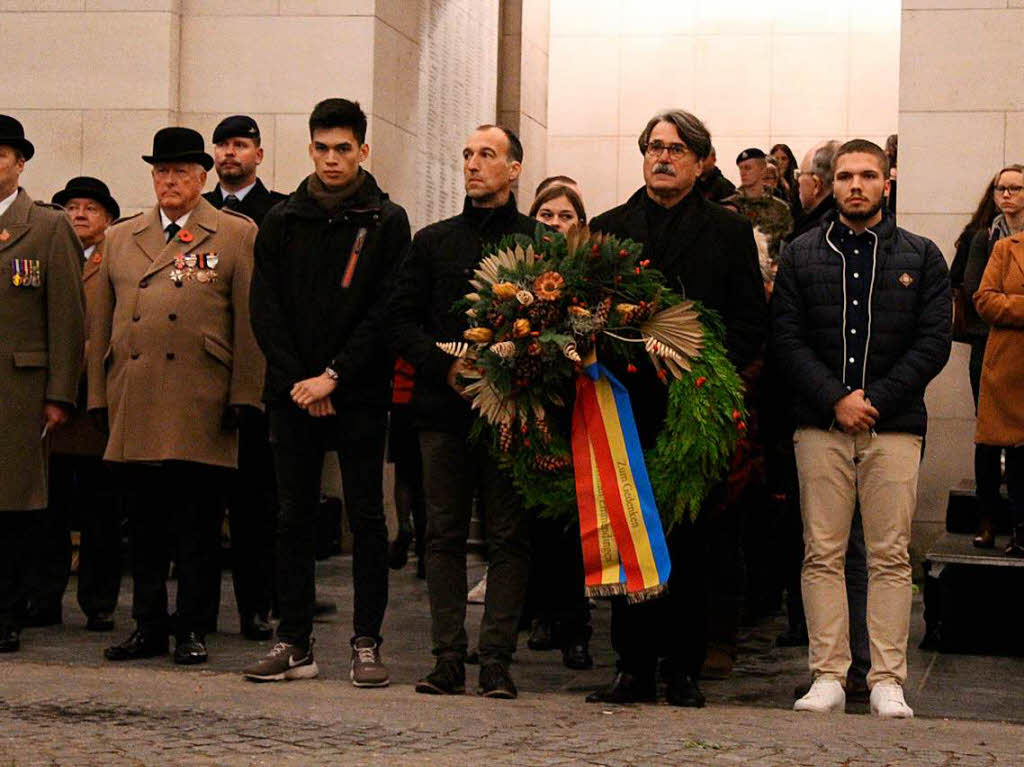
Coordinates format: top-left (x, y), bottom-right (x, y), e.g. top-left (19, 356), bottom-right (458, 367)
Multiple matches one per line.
top-left (974, 234), bottom-right (1024, 555)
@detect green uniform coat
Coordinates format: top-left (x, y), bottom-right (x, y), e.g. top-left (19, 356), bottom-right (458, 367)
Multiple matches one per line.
top-left (0, 189), bottom-right (85, 510)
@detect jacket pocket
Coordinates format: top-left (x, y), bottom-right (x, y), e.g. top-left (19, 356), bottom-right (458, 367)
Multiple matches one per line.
top-left (12, 350), bottom-right (48, 368)
top-left (203, 335), bottom-right (233, 368)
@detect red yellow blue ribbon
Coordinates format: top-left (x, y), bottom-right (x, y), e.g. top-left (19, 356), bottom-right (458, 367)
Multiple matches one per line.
top-left (572, 360), bottom-right (671, 602)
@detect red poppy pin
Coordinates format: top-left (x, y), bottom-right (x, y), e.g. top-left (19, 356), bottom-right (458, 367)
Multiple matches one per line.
top-left (0, 229), bottom-right (10, 242)
top-left (91, 252), bottom-right (102, 264)
top-left (177, 229), bottom-right (194, 243)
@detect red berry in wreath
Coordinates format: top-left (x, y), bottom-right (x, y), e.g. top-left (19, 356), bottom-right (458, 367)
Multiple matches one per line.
top-left (627, 363), bottom-right (638, 374)
top-left (695, 376), bottom-right (707, 388)
top-left (732, 409), bottom-right (742, 421)
top-left (618, 249), bottom-right (628, 258)
top-left (737, 420), bottom-right (748, 432)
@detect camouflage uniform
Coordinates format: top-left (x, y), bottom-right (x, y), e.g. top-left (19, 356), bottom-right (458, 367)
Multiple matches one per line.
top-left (721, 189), bottom-right (793, 260)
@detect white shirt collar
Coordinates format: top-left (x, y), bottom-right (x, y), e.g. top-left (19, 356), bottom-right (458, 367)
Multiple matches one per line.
top-left (83, 244), bottom-right (97, 261)
top-left (220, 180), bottom-right (256, 203)
top-left (0, 188), bottom-right (19, 219)
top-left (159, 209), bottom-right (192, 231)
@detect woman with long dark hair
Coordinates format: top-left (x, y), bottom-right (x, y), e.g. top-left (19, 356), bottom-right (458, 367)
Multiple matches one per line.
top-left (770, 143), bottom-right (800, 214)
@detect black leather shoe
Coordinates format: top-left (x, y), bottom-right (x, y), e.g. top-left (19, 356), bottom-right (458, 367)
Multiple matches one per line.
top-left (104, 627), bottom-right (168, 661)
top-left (562, 641), bottom-right (594, 670)
top-left (22, 604), bottom-right (62, 628)
top-left (86, 612), bottom-right (115, 632)
top-left (527, 619), bottom-right (556, 651)
top-left (0, 626), bottom-right (21, 653)
top-left (585, 672), bottom-right (656, 704)
top-left (240, 613), bottom-right (273, 641)
top-left (666, 673), bottom-right (706, 708)
top-left (174, 632), bottom-right (208, 665)
top-left (477, 662), bottom-right (517, 699)
top-left (388, 529), bottom-right (413, 570)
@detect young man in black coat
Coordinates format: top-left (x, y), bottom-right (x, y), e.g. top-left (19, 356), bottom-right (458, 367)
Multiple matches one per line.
top-left (243, 99), bottom-right (411, 686)
top-left (387, 125), bottom-right (536, 700)
top-left (204, 115), bottom-right (288, 642)
top-left (773, 140), bottom-right (950, 718)
top-left (586, 110), bottom-right (767, 708)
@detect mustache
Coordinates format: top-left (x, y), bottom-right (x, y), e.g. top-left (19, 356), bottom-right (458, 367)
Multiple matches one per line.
top-left (653, 163), bottom-right (676, 175)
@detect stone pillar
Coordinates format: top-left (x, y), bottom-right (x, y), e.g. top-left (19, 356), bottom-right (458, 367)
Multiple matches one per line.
top-left (498, 0), bottom-right (550, 212)
top-left (897, 0), bottom-right (1024, 553)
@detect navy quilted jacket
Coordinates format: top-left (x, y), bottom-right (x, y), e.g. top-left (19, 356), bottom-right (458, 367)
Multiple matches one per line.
top-left (771, 209), bottom-right (951, 436)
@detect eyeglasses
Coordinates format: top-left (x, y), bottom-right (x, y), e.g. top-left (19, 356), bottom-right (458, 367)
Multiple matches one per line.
top-left (644, 141), bottom-right (690, 159)
top-left (794, 170), bottom-right (816, 181)
top-left (995, 185), bottom-right (1024, 195)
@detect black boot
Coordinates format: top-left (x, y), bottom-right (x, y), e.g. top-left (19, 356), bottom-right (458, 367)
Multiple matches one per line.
top-left (585, 671), bottom-right (656, 703)
top-left (973, 514), bottom-right (995, 548)
top-left (1005, 524), bottom-right (1024, 557)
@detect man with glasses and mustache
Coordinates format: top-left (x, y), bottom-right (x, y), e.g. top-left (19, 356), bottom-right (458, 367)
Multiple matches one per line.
top-left (773, 139), bottom-right (950, 718)
top-left (586, 110), bottom-right (767, 708)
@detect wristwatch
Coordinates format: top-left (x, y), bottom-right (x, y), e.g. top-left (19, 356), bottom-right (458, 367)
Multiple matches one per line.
top-left (324, 366), bottom-right (340, 381)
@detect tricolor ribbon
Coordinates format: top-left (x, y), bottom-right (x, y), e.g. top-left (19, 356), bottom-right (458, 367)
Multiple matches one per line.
top-left (571, 359), bottom-right (671, 602)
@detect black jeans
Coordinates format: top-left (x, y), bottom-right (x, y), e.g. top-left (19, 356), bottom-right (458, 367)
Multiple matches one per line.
top-left (610, 512), bottom-right (710, 679)
top-left (419, 431), bottom-right (530, 666)
top-left (977, 444), bottom-right (1024, 527)
top-left (270, 404), bottom-right (388, 647)
top-left (525, 515), bottom-right (590, 644)
top-left (119, 462), bottom-right (226, 637)
top-left (226, 415), bottom-right (276, 620)
top-left (0, 511), bottom-right (60, 628)
top-left (50, 454), bottom-right (124, 617)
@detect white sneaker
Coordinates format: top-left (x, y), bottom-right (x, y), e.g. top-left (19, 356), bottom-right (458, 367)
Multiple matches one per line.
top-left (793, 678), bottom-right (845, 713)
top-left (870, 682), bottom-right (914, 718)
top-left (467, 573), bottom-right (487, 604)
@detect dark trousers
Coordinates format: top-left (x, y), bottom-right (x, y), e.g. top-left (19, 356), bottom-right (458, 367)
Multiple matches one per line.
top-left (525, 515), bottom-right (590, 644)
top-left (270, 404), bottom-right (388, 647)
top-left (22, 504), bottom-right (71, 614)
top-left (610, 513), bottom-right (709, 679)
top-left (846, 509), bottom-right (870, 683)
top-left (225, 416), bottom-right (276, 620)
top-left (119, 462), bottom-right (226, 637)
top-left (420, 431), bottom-right (530, 666)
top-left (978, 444), bottom-right (1024, 527)
top-left (390, 406), bottom-right (426, 562)
top-left (0, 511), bottom-right (60, 628)
top-left (50, 454), bottom-right (124, 617)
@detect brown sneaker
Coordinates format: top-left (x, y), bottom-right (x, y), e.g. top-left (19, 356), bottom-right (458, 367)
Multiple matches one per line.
top-left (350, 636), bottom-right (389, 688)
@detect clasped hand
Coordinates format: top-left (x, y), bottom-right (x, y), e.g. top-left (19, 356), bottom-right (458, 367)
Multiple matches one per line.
top-left (833, 389), bottom-right (879, 434)
top-left (291, 373), bottom-right (337, 417)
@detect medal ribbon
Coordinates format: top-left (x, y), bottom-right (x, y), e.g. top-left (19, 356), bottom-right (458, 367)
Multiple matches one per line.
top-left (571, 359), bottom-right (671, 602)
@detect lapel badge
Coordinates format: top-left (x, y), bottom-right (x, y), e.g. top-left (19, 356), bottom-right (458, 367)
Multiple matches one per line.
top-left (898, 272), bottom-right (914, 288)
top-left (91, 252), bottom-right (102, 265)
top-left (0, 229), bottom-right (10, 242)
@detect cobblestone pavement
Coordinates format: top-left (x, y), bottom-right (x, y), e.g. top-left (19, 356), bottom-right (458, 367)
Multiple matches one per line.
top-left (2, 556), bottom-right (1022, 766)
top-left (2, 662), bottom-right (1023, 767)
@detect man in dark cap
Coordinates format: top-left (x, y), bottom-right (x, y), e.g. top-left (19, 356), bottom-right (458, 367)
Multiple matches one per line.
top-left (46, 177), bottom-right (124, 633)
top-left (722, 148), bottom-right (793, 259)
top-left (88, 127), bottom-right (264, 666)
top-left (0, 115), bottom-right (86, 653)
top-left (205, 115), bottom-right (286, 226)
top-left (204, 115), bottom-right (286, 642)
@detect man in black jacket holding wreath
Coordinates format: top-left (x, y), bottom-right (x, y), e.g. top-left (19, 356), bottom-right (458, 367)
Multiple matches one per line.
top-left (587, 109), bottom-right (767, 707)
top-left (388, 124), bottom-right (536, 700)
top-left (244, 98), bottom-right (410, 686)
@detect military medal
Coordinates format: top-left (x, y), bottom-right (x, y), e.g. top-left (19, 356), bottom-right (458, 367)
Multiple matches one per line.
top-left (12, 259), bottom-right (22, 285)
top-left (196, 269), bottom-right (210, 283)
top-left (30, 260), bottom-right (41, 287)
top-left (184, 253), bottom-right (198, 269)
top-left (174, 254), bottom-right (186, 270)
top-left (206, 253), bottom-right (218, 269)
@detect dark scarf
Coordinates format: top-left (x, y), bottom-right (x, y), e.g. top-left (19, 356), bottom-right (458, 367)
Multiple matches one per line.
top-left (306, 168), bottom-right (366, 214)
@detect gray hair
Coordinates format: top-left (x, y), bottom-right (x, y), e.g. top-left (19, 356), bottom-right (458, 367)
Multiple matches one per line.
top-left (811, 140), bottom-right (841, 189)
top-left (637, 110), bottom-right (711, 161)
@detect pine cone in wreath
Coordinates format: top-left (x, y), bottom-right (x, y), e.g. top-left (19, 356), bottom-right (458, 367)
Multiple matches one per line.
top-left (592, 296), bottom-right (612, 331)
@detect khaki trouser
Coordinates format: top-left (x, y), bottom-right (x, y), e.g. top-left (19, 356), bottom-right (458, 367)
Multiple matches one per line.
top-left (794, 427), bottom-right (922, 688)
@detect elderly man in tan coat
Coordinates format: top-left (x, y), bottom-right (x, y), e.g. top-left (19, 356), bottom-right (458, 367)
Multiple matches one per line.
top-left (0, 115), bottom-right (85, 654)
top-left (87, 127), bottom-right (263, 666)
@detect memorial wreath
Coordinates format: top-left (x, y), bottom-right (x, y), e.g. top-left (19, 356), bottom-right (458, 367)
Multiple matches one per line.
top-left (437, 226), bottom-right (746, 600)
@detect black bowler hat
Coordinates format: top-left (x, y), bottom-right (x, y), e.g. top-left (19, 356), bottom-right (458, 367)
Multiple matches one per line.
top-left (212, 115), bottom-right (260, 145)
top-left (736, 147), bottom-right (766, 164)
top-left (142, 127), bottom-right (214, 171)
top-left (0, 114), bottom-right (35, 161)
top-left (52, 176), bottom-right (120, 220)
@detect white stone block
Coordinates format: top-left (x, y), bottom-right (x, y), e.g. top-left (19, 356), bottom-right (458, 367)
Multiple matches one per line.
top-left (180, 15), bottom-right (374, 114)
top-left (2, 12), bottom-right (177, 110)
top-left (771, 35), bottom-right (849, 137)
top-left (898, 111), bottom-right (1004, 214)
top-left (549, 0), bottom-right (621, 37)
top-left (16, 110), bottom-right (84, 204)
top-left (374, 18), bottom-right (421, 133)
top-left (547, 36), bottom-right (620, 136)
top-left (183, 0), bottom-right (277, 13)
top-left (273, 114), bottom-right (316, 194)
top-left (279, 0), bottom-right (374, 14)
top-left (547, 136), bottom-right (620, 218)
top-left (619, 0), bottom-right (695, 36)
top-left (901, 10), bottom-right (1024, 112)
top-left (694, 35), bottom-right (771, 137)
top-left (617, 35), bottom-right (696, 136)
top-left (1004, 112), bottom-right (1024, 164)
